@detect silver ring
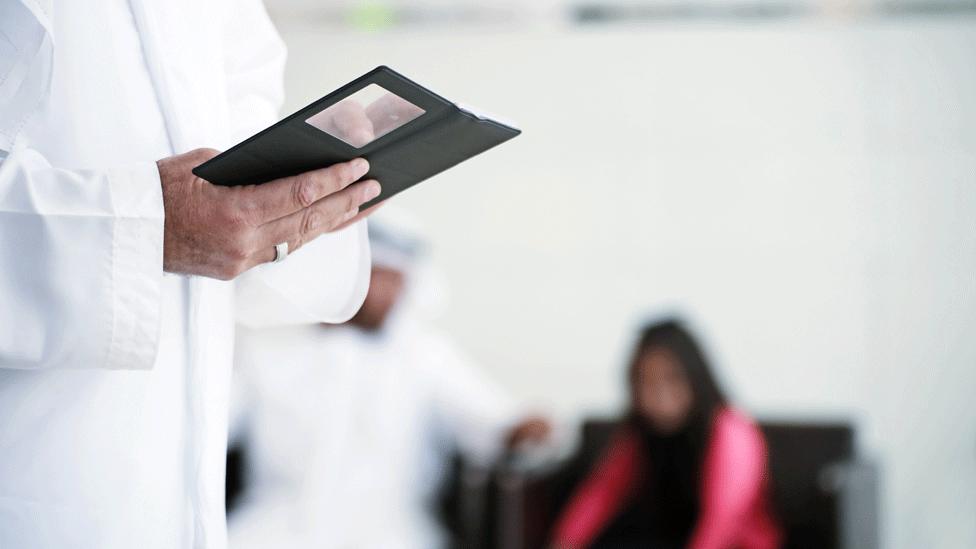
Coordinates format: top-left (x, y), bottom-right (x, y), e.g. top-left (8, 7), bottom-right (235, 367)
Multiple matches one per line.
top-left (272, 242), bottom-right (289, 263)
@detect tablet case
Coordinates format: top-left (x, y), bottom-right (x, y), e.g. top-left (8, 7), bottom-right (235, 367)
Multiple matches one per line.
top-left (193, 66), bottom-right (521, 209)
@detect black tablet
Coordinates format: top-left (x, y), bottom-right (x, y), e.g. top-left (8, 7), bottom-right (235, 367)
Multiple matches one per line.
top-left (193, 66), bottom-right (521, 208)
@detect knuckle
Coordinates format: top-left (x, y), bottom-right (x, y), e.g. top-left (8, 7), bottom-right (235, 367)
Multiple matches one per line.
top-left (232, 196), bottom-right (261, 226)
top-left (334, 162), bottom-right (353, 183)
top-left (231, 258), bottom-right (251, 279)
top-left (344, 192), bottom-right (359, 213)
top-left (327, 201), bottom-right (353, 231)
top-left (340, 161), bottom-right (360, 183)
top-left (323, 164), bottom-right (350, 192)
top-left (323, 196), bottom-right (356, 232)
top-left (217, 202), bottom-right (246, 228)
top-left (227, 211), bottom-right (248, 230)
top-left (216, 265), bottom-right (238, 281)
top-left (294, 173), bottom-right (319, 208)
top-left (190, 147), bottom-right (220, 163)
top-left (227, 241), bottom-right (250, 263)
top-left (301, 208), bottom-right (323, 236)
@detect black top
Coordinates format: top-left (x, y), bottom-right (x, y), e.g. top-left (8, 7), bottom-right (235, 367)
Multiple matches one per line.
top-left (591, 424), bottom-right (704, 549)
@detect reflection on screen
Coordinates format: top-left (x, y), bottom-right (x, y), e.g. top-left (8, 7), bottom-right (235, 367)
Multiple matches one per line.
top-left (305, 84), bottom-right (426, 148)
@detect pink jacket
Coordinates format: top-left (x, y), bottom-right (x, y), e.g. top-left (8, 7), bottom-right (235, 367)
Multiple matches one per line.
top-left (552, 407), bottom-right (782, 549)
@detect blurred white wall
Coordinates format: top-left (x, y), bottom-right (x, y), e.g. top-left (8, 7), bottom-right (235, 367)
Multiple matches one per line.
top-left (267, 10), bottom-right (976, 549)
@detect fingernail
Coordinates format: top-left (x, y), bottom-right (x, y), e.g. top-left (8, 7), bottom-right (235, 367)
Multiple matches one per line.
top-left (352, 158), bottom-right (370, 176)
top-left (363, 182), bottom-right (381, 201)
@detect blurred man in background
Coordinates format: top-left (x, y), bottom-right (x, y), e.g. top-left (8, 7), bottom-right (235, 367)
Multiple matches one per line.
top-left (228, 220), bottom-right (551, 549)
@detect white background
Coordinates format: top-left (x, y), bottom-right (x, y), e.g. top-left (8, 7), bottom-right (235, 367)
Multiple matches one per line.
top-left (268, 10), bottom-right (976, 549)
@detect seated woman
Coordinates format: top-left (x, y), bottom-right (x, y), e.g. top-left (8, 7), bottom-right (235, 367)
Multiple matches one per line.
top-left (551, 320), bottom-right (781, 549)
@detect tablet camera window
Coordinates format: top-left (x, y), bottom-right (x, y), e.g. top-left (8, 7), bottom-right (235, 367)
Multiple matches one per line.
top-left (305, 84), bottom-right (425, 148)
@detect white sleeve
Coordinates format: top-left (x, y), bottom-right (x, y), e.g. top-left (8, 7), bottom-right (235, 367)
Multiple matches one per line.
top-left (0, 1), bottom-right (165, 371)
top-left (423, 333), bottom-right (524, 464)
top-left (0, 148), bottom-right (166, 370)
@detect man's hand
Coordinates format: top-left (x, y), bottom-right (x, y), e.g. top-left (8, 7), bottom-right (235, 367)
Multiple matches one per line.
top-left (158, 148), bottom-right (380, 280)
top-left (348, 265), bottom-right (406, 331)
top-left (505, 416), bottom-right (554, 451)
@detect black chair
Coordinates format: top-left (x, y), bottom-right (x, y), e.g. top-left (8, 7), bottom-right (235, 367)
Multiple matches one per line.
top-left (452, 419), bottom-right (879, 549)
top-left (225, 443), bottom-right (248, 513)
top-left (760, 422), bottom-right (879, 549)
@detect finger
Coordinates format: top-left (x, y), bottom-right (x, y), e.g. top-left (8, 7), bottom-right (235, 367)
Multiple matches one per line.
top-left (243, 158), bottom-right (370, 223)
top-left (330, 101), bottom-right (375, 147)
top-left (332, 202), bottom-right (384, 233)
top-left (365, 93), bottom-right (425, 137)
top-left (250, 179), bottom-right (382, 266)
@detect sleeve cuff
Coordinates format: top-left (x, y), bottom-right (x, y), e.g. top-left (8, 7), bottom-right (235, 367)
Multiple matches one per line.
top-left (104, 161), bottom-right (166, 370)
top-left (235, 219), bottom-right (371, 328)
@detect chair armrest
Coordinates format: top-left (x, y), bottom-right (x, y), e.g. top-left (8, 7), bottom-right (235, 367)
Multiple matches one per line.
top-left (456, 463), bottom-right (495, 549)
top-left (495, 458), bottom-right (571, 549)
top-left (819, 460), bottom-right (881, 549)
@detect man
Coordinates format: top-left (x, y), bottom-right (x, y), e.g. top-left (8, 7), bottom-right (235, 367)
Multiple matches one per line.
top-left (0, 1), bottom-right (379, 548)
top-left (228, 222), bottom-right (551, 549)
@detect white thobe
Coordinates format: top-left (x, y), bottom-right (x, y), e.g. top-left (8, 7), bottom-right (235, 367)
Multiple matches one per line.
top-left (227, 313), bottom-right (522, 549)
top-left (0, 1), bottom-right (368, 548)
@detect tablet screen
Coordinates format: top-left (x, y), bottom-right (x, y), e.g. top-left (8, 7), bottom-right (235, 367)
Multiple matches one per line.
top-left (305, 84), bottom-right (425, 148)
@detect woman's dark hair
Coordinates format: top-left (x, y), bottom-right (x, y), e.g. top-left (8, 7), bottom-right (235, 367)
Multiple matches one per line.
top-left (612, 319), bottom-right (731, 541)
top-left (626, 318), bottom-right (728, 430)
